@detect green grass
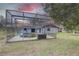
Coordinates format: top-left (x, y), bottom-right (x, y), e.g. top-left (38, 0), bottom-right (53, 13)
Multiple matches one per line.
top-left (0, 27), bottom-right (6, 40)
top-left (0, 29), bottom-right (79, 55)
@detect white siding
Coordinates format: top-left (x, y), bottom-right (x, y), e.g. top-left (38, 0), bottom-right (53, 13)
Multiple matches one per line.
top-left (21, 27), bottom-right (58, 34)
top-left (27, 28), bottom-right (31, 33)
top-left (51, 28), bottom-right (58, 33)
top-left (36, 28), bottom-right (45, 34)
top-left (21, 28), bottom-right (31, 33)
top-left (36, 27), bottom-right (58, 34)
top-left (45, 27), bottom-right (58, 34)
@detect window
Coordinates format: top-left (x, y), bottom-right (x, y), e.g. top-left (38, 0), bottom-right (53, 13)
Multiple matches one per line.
top-left (24, 28), bottom-right (27, 31)
top-left (47, 28), bottom-right (50, 31)
top-left (31, 28), bottom-right (35, 32)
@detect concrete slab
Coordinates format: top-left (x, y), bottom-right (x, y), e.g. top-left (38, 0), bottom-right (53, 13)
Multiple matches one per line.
top-left (7, 35), bottom-right (37, 42)
top-left (47, 35), bottom-right (56, 39)
top-left (7, 35), bottom-right (56, 42)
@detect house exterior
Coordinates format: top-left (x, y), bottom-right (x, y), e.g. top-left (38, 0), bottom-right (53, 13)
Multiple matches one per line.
top-left (15, 19), bottom-right (59, 39)
top-left (6, 10), bottom-right (59, 40)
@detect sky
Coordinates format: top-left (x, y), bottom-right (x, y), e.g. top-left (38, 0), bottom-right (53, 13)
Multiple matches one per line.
top-left (0, 3), bottom-right (46, 17)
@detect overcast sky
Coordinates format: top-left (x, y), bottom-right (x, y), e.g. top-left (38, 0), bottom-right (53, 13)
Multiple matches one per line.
top-left (0, 3), bottom-right (46, 17)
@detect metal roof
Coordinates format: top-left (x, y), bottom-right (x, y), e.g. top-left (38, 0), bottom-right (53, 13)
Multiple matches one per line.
top-left (6, 9), bottom-right (51, 20)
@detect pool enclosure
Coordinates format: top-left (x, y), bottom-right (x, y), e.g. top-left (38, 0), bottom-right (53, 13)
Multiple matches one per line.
top-left (6, 10), bottom-right (58, 42)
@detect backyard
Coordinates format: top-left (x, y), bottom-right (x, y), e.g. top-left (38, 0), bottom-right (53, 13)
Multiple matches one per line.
top-left (0, 28), bottom-right (79, 56)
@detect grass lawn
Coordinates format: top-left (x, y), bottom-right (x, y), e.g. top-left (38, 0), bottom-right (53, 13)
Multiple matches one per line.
top-left (0, 29), bottom-right (79, 55)
top-left (0, 27), bottom-right (6, 40)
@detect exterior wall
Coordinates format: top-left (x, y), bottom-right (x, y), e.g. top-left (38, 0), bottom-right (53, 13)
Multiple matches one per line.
top-left (20, 27), bottom-right (58, 35)
top-left (36, 28), bottom-right (45, 34)
top-left (45, 27), bottom-right (58, 34)
top-left (36, 27), bottom-right (58, 34)
top-left (20, 28), bottom-right (31, 34)
top-left (51, 27), bottom-right (58, 33)
top-left (26, 28), bottom-right (31, 33)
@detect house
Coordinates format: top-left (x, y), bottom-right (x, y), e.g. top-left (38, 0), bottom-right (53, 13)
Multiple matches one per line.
top-left (15, 19), bottom-right (59, 39)
top-left (6, 10), bottom-right (59, 41)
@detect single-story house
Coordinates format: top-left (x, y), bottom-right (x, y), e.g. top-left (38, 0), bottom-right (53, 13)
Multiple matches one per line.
top-left (15, 19), bottom-right (59, 39)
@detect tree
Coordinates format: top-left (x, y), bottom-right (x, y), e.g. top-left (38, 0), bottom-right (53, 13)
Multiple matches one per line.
top-left (44, 3), bottom-right (79, 31)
